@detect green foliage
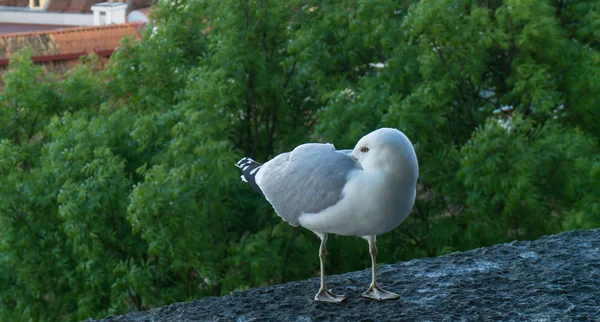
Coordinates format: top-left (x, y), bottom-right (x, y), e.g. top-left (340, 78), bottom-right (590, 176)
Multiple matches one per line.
top-left (1, 0), bottom-right (599, 320)
top-left (460, 116), bottom-right (600, 244)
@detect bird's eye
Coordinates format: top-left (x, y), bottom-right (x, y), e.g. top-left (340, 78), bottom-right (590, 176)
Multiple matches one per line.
top-left (360, 147), bottom-right (369, 153)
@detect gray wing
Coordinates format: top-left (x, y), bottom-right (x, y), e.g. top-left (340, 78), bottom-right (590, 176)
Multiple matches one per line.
top-left (255, 143), bottom-right (361, 226)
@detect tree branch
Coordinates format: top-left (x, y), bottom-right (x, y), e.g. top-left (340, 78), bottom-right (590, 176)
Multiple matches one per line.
top-left (432, 40), bottom-right (476, 127)
top-left (282, 56), bottom-right (298, 90)
top-left (556, 0), bottom-right (564, 18)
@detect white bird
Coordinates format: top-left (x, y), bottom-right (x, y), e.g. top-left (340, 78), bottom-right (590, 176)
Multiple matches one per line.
top-left (235, 128), bottom-right (418, 303)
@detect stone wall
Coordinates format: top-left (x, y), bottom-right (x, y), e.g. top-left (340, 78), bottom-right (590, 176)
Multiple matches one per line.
top-left (87, 229), bottom-right (600, 321)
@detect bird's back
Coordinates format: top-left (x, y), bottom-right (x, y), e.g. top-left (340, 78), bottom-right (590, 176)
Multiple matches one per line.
top-left (255, 143), bottom-right (360, 226)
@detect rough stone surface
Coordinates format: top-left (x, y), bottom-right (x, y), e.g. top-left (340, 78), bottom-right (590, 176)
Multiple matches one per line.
top-left (87, 229), bottom-right (600, 321)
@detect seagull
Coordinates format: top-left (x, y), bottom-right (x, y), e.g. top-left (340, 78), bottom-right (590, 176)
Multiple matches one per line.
top-left (235, 128), bottom-right (418, 303)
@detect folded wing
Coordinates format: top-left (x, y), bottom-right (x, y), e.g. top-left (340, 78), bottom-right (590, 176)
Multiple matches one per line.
top-left (256, 143), bottom-right (361, 226)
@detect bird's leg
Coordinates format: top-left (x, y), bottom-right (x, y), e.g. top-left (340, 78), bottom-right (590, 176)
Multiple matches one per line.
top-left (314, 233), bottom-right (346, 303)
top-left (360, 235), bottom-right (400, 300)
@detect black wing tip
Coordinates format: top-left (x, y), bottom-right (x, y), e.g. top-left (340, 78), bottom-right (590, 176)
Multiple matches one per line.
top-left (236, 157), bottom-right (259, 168)
top-left (236, 157), bottom-right (264, 196)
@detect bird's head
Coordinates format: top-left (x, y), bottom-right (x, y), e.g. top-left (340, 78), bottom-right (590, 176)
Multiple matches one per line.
top-left (351, 128), bottom-right (418, 180)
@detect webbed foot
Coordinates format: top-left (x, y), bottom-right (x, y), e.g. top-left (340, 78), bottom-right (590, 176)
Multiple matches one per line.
top-left (360, 284), bottom-right (400, 301)
top-left (315, 288), bottom-right (347, 303)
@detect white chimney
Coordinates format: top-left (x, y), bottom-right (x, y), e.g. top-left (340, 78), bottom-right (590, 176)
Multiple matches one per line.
top-left (91, 2), bottom-right (128, 26)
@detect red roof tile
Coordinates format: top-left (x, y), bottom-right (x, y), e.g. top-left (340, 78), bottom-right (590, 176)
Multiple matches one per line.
top-left (0, 22), bottom-right (145, 78)
top-left (51, 23), bottom-right (141, 52)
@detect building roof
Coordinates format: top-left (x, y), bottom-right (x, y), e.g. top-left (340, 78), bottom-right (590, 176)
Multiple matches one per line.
top-left (0, 0), bottom-right (28, 6)
top-left (0, 22), bottom-right (145, 79)
top-left (46, 0), bottom-right (106, 13)
top-left (44, 0), bottom-right (151, 13)
top-left (0, 22), bottom-right (144, 57)
top-left (0, 23), bottom-right (70, 35)
top-left (128, 0), bottom-right (151, 11)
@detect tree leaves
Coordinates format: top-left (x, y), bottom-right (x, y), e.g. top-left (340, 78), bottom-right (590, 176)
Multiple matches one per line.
top-left (1, 0), bottom-right (599, 320)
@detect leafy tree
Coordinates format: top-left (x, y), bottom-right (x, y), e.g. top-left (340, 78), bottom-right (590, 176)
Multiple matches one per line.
top-left (1, 0), bottom-right (599, 321)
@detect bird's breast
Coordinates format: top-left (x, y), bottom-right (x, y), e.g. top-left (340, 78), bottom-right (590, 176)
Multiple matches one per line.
top-left (299, 170), bottom-right (416, 236)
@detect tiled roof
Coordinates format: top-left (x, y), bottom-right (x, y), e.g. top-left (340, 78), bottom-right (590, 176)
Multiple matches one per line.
top-left (51, 22), bottom-right (143, 53)
top-left (0, 22), bottom-right (144, 58)
top-left (0, 0), bottom-right (28, 6)
top-left (0, 22), bottom-right (145, 79)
